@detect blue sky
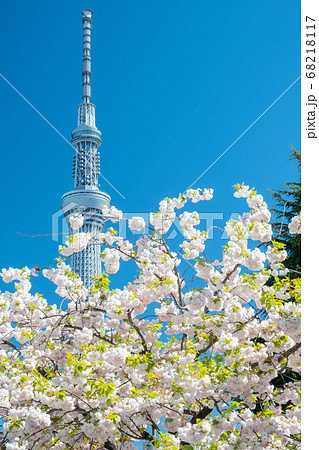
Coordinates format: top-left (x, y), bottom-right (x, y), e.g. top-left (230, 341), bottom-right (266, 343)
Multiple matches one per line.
top-left (1, 1), bottom-right (300, 298)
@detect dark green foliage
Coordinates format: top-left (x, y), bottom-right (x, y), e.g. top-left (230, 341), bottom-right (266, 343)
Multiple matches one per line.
top-left (270, 147), bottom-right (301, 276)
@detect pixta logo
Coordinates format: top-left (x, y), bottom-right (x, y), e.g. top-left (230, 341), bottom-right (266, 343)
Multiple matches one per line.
top-left (52, 207), bottom-right (239, 244)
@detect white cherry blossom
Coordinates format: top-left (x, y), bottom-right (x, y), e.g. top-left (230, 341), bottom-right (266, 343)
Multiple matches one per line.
top-left (69, 213), bottom-right (84, 230)
top-left (0, 185), bottom-right (301, 450)
top-left (128, 216), bottom-right (146, 231)
top-left (288, 213), bottom-right (301, 234)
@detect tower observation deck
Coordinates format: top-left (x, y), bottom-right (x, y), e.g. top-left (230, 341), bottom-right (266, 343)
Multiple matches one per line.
top-left (61, 9), bottom-right (110, 289)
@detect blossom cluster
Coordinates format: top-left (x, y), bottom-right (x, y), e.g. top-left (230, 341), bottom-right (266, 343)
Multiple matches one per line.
top-left (0, 185), bottom-right (301, 449)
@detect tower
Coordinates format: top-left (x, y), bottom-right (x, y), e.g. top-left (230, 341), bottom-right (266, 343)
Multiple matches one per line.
top-left (61, 9), bottom-right (110, 289)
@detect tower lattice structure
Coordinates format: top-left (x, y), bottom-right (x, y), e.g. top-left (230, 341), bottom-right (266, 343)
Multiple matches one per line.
top-left (62, 9), bottom-right (110, 289)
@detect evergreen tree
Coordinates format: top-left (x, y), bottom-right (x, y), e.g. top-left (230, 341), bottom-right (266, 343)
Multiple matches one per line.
top-left (271, 146), bottom-right (301, 277)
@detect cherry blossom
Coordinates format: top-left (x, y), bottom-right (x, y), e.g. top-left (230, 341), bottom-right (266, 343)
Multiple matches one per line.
top-left (0, 185), bottom-right (301, 450)
top-left (69, 213), bottom-right (84, 230)
top-left (128, 216), bottom-right (146, 231)
top-left (288, 213), bottom-right (301, 235)
top-left (59, 232), bottom-right (92, 257)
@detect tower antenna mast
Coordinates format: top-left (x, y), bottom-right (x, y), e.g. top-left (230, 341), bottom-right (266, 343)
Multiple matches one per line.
top-left (81, 9), bottom-right (92, 103)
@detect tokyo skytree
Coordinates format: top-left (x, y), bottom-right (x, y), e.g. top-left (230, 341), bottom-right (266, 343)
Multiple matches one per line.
top-left (61, 9), bottom-right (110, 289)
